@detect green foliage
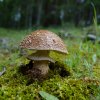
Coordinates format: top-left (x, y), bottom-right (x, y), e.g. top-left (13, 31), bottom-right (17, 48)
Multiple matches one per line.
top-left (39, 91), bottom-right (59, 100)
top-left (91, 2), bottom-right (98, 34)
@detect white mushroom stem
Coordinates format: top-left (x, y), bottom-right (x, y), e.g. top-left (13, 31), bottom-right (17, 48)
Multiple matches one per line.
top-left (28, 50), bottom-right (53, 76)
top-left (33, 61), bottom-right (49, 76)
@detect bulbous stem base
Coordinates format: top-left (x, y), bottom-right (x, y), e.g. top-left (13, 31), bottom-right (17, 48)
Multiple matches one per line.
top-left (33, 61), bottom-right (49, 77)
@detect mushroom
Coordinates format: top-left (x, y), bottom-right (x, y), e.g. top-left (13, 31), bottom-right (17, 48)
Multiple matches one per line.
top-left (19, 30), bottom-right (68, 78)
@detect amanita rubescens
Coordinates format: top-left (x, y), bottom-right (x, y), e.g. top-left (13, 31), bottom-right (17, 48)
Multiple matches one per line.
top-left (19, 30), bottom-right (68, 78)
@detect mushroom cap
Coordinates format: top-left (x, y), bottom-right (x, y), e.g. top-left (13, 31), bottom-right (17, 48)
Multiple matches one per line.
top-left (19, 30), bottom-right (68, 54)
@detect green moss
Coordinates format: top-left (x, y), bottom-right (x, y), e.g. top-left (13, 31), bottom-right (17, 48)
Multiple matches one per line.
top-left (0, 50), bottom-right (100, 100)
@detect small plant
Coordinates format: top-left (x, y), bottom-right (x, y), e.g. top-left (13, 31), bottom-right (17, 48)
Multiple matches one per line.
top-left (39, 91), bottom-right (59, 100)
top-left (91, 2), bottom-right (98, 35)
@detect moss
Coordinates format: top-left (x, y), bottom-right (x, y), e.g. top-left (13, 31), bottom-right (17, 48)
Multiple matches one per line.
top-left (0, 71), bottom-right (100, 100)
top-left (0, 54), bottom-right (100, 100)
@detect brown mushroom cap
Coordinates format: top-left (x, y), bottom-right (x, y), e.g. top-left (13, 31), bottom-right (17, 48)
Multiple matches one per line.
top-left (19, 30), bottom-right (68, 54)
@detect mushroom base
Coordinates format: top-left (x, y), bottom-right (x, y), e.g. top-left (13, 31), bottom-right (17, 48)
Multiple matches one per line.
top-left (32, 61), bottom-right (49, 77)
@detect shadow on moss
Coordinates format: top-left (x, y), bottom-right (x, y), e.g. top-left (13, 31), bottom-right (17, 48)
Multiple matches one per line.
top-left (18, 60), bottom-right (71, 85)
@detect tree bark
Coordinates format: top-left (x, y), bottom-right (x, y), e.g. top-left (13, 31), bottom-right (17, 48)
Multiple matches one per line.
top-left (36, 0), bottom-right (44, 26)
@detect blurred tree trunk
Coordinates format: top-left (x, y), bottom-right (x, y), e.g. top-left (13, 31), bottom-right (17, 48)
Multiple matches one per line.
top-left (36, 0), bottom-right (44, 26)
top-left (0, 0), bottom-right (99, 28)
top-left (25, 2), bottom-right (33, 28)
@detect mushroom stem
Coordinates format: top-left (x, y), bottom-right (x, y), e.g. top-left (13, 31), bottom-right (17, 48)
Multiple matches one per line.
top-left (33, 61), bottom-right (49, 76)
top-left (27, 50), bottom-right (54, 78)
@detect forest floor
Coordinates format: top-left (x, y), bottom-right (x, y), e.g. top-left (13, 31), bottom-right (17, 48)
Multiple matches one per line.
top-left (0, 26), bottom-right (100, 100)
